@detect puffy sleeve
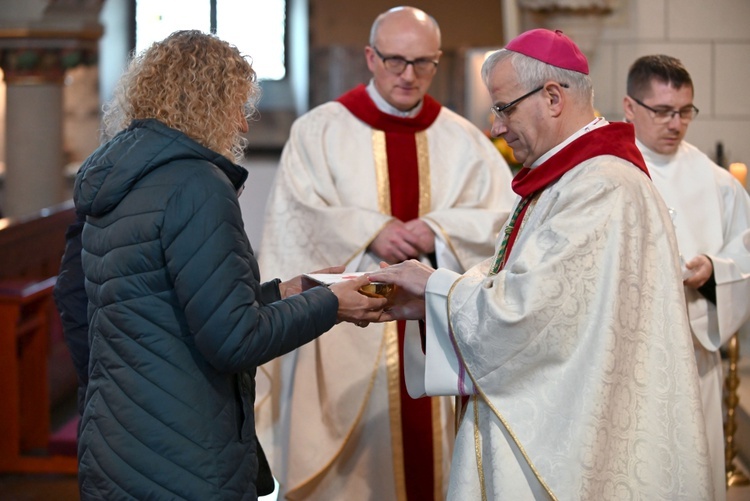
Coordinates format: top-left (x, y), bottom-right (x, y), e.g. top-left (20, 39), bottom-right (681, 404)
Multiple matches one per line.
top-left (161, 162), bottom-right (339, 372)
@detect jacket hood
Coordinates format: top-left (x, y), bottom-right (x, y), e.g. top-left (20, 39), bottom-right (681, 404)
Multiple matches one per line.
top-left (74, 119), bottom-right (248, 217)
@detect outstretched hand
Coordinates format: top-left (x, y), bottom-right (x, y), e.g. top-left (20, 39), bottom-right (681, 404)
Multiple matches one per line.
top-left (329, 274), bottom-right (387, 325)
top-left (367, 260), bottom-right (435, 322)
top-left (279, 265), bottom-right (345, 298)
top-left (368, 259), bottom-right (434, 297)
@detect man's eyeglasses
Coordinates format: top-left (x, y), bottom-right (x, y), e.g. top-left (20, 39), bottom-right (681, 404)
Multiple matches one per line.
top-left (628, 95), bottom-right (699, 124)
top-left (490, 83), bottom-right (569, 122)
top-left (372, 46), bottom-right (439, 76)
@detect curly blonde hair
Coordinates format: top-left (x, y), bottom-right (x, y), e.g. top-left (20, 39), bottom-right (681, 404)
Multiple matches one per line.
top-left (102, 30), bottom-right (260, 161)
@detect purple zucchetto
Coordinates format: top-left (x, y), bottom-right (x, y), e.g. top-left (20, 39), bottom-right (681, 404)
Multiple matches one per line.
top-left (506, 28), bottom-right (589, 75)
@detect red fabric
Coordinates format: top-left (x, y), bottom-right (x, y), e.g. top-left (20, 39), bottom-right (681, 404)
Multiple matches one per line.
top-left (511, 122), bottom-right (648, 197)
top-left (337, 84), bottom-right (442, 133)
top-left (506, 122), bottom-right (649, 266)
top-left (506, 28), bottom-right (590, 75)
top-left (338, 85), bottom-right (440, 500)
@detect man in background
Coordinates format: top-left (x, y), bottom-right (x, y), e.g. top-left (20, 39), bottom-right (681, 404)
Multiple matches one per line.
top-left (370, 28), bottom-right (713, 500)
top-left (256, 6), bottom-right (514, 500)
top-left (625, 54), bottom-right (750, 501)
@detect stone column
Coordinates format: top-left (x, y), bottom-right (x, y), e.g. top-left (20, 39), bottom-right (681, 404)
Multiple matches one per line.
top-left (3, 47), bottom-right (62, 218)
top-left (0, 0), bottom-right (104, 218)
top-left (0, 35), bottom-right (99, 218)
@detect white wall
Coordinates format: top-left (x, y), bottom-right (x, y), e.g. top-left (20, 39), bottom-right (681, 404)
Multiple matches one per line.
top-left (586, 0), bottom-right (750, 165)
top-left (238, 155), bottom-right (280, 257)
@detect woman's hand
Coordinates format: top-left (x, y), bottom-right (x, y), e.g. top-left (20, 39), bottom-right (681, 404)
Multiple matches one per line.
top-left (329, 274), bottom-right (387, 325)
top-left (279, 265), bottom-right (345, 298)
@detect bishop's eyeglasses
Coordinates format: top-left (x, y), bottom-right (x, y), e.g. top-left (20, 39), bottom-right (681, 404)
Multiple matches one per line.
top-left (628, 95), bottom-right (699, 124)
top-left (490, 83), bottom-right (569, 122)
top-left (372, 46), bottom-right (439, 76)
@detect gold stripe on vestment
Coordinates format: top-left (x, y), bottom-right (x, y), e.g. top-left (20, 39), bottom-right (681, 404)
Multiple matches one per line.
top-left (342, 130), bottom-right (391, 268)
top-left (416, 131), bottom-right (431, 217)
top-left (372, 130), bottom-right (391, 215)
top-left (473, 396), bottom-right (487, 501)
top-left (384, 321), bottom-right (407, 501)
top-left (432, 397), bottom-right (444, 501)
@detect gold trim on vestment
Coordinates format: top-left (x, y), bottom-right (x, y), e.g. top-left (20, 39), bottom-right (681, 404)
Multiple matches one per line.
top-left (518, 196), bottom-right (539, 234)
top-left (472, 396), bottom-right (488, 501)
top-left (373, 130), bottom-right (391, 215)
top-left (285, 331), bottom-right (390, 500)
top-left (341, 131), bottom-right (393, 268)
top-left (385, 322), bottom-right (408, 501)
top-left (445, 230), bottom-right (559, 500)
top-left (416, 131), bottom-right (431, 217)
top-left (431, 396), bottom-right (443, 501)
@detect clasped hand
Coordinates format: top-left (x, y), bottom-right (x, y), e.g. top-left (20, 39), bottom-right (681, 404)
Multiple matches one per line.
top-left (368, 219), bottom-right (435, 264)
top-left (683, 254), bottom-right (713, 289)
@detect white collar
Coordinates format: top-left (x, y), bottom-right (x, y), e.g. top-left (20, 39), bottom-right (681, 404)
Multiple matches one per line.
top-left (532, 117), bottom-right (608, 168)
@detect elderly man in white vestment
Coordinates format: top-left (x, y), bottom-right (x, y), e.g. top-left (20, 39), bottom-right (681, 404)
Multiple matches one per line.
top-left (624, 54), bottom-right (750, 501)
top-left (370, 29), bottom-right (714, 500)
top-left (255, 6), bottom-right (514, 500)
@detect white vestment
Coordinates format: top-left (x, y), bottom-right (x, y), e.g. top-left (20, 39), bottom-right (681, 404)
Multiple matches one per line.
top-left (256, 89), bottom-right (514, 500)
top-left (409, 126), bottom-right (714, 500)
top-left (640, 139), bottom-right (750, 501)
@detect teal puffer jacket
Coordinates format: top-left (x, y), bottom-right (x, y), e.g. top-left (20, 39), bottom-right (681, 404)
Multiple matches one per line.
top-left (73, 119), bottom-right (338, 500)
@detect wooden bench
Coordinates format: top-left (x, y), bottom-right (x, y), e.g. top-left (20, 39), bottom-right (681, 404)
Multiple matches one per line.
top-left (0, 200), bottom-right (78, 473)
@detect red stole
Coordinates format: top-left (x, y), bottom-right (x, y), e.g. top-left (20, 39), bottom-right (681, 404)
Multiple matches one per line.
top-left (338, 85), bottom-right (442, 501)
top-left (504, 122), bottom-right (649, 267)
top-left (338, 85), bottom-right (441, 219)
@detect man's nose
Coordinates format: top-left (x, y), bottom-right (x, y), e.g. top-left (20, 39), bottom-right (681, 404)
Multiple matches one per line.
top-left (490, 117), bottom-right (507, 137)
top-left (400, 63), bottom-right (417, 80)
top-left (666, 112), bottom-right (684, 130)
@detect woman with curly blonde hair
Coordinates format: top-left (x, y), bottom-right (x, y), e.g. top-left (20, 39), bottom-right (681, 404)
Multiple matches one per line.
top-left (102, 29), bottom-right (259, 160)
top-left (55, 30), bottom-right (385, 500)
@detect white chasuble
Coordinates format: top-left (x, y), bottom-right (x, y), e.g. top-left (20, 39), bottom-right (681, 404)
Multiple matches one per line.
top-left (640, 139), bottom-right (750, 501)
top-left (409, 124), bottom-right (713, 500)
top-left (255, 85), bottom-right (514, 501)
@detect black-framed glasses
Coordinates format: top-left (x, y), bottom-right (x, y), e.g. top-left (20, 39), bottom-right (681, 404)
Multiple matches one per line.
top-left (490, 83), bottom-right (569, 122)
top-left (371, 46), bottom-right (439, 76)
top-left (628, 95), bottom-right (699, 124)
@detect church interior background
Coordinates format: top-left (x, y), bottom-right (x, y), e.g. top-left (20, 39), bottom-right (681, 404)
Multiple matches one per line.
top-left (1, 0), bottom-right (750, 499)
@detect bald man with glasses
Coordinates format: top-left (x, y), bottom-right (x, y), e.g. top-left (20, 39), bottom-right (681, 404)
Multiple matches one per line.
top-left (625, 54), bottom-right (750, 501)
top-left (256, 6), bottom-right (514, 501)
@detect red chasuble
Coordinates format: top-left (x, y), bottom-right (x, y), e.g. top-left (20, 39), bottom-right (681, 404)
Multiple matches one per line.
top-left (338, 85), bottom-right (442, 501)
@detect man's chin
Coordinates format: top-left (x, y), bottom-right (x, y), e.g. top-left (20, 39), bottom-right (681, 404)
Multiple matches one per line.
top-left (657, 138), bottom-right (681, 155)
top-left (391, 93), bottom-right (422, 111)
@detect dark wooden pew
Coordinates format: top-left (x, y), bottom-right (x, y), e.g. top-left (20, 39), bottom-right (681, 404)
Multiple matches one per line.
top-left (0, 200), bottom-right (78, 473)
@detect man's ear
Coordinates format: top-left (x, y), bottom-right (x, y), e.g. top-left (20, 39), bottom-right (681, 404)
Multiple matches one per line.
top-left (623, 96), bottom-right (636, 122)
top-left (545, 82), bottom-right (565, 117)
top-left (365, 46), bottom-right (377, 73)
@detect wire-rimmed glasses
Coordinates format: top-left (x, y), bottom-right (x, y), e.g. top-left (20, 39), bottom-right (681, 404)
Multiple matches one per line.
top-left (629, 95), bottom-right (699, 124)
